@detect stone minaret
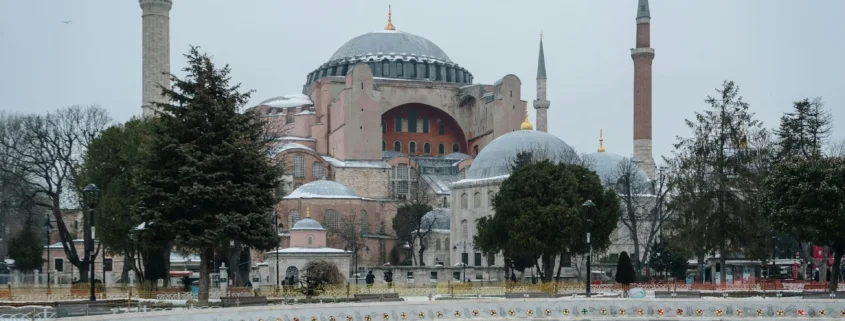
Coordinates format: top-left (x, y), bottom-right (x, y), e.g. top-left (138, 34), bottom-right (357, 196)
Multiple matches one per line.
top-left (140, 0), bottom-right (172, 118)
top-left (631, 0), bottom-right (655, 179)
top-left (533, 32), bottom-right (550, 132)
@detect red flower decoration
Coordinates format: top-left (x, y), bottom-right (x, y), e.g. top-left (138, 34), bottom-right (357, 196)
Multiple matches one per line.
top-left (798, 309), bottom-right (806, 316)
top-left (657, 309), bottom-right (664, 316)
top-left (677, 309), bottom-right (683, 316)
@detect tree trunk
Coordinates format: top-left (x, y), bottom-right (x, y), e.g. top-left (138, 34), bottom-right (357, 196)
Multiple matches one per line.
top-left (555, 253), bottom-right (565, 280)
top-left (418, 246), bottom-right (426, 266)
top-left (198, 247), bottom-right (212, 303)
top-left (696, 254), bottom-right (705, 283)
top-left (78, 263), bottom-right (89, 283)
top-left (121, 255), bottom-right (131, 284)
top-left (829, 249), bottom-right (842, 292)
top-left (541, 254), bottom-right (554, 283)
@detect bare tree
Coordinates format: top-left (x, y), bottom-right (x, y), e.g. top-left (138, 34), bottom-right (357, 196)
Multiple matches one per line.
top-left (0, 106), bottom-right (111, 281)
top-left (327, 209), bottom-right (367, 273)
top-left (827, 138), bottom-right (845, 157)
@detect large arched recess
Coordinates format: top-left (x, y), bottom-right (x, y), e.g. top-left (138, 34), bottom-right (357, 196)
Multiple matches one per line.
top-left (381, 103), bottom-right (468, 156)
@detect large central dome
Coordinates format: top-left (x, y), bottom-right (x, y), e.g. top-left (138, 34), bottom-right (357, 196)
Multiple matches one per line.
top-left (329, 30), bottom-right (452, 63)
top-left (466, 130), bottom-right (577, 179)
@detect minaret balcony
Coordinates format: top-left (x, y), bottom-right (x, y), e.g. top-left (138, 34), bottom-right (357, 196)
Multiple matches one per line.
top-left (533, 100), bottom-right (550, 109)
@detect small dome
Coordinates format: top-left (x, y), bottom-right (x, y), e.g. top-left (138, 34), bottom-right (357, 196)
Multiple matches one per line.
top-left (285, 180), bottom-right (359, 199)
top-left (586, 152), bottom-right (649, 185)
top-left (291, 217), bottom-right (326, 231)
top-left (329, 30), bottom-right (452, 63)
top-left (422, 208), bottom-right (451, 230)
top-left (466, 130), bottom-right (577, 179)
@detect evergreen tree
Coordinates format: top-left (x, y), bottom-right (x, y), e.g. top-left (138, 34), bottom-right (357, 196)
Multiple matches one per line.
top-left (475, 161), bottom-right (620, 282)
top-left (776, 97), bottom-right (831, 160)
top-left (614, 251), bottom-right (636, 285)
top-left (7, 219), bottom-right (44, 273)
top-left (139, 47), bottom-right (282, 302)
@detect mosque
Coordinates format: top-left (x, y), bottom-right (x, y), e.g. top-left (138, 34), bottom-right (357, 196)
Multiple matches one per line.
top-left (138, 0), bottom-right (657, 282)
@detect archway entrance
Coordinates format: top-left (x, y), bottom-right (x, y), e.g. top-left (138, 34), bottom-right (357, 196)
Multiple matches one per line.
top-left (381, 103), bottom-right (467, 156)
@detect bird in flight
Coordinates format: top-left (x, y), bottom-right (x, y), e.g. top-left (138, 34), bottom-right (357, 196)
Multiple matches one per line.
top-left (63, 20), bottom-right (71, 24)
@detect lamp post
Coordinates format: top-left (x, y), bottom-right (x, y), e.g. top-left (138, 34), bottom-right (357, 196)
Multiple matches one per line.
top-left (44, 214), bottom-right (53, 292)
top-left (274, 209), bottom-right (280, 291)
top-left (770, 233), bottom-right (777, 280)
top-left (582, 200), bottom-right (595, 298)
top-left (82, 184), bottom-right (100, 301)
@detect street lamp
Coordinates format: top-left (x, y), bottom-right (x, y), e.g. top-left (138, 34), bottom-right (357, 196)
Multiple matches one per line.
top-left (273, 209), bottom-right (280, 291)
top-left (770, 233), bottom-right (777, 280)
top-left (44, 214), bottom-right (53, 292)
top-left (582, 200), bottom-right (595, 298)
top-left (82, 184), bottom-right (100, 301)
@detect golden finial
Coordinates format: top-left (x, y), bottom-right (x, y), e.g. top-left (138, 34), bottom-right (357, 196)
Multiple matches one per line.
top-left (384, 5), bottom-right (396, 31)
top-left (305, 207), bottom-right (311, 218)
top-left (597, 129), bottom-right (606, 152)
top-left (520, 111), bottom-right (533, 130)
top-left (540, 31), bottom-right (543, 41)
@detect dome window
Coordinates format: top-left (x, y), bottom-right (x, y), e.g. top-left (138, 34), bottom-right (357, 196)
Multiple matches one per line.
top-left (396, 62), bottom-right (403, 76)
top-left (438, 143), bottom-right (445, 154)
top-left (393, 141), bottom-right (401, 152)
top-left (452, 143), bottom-right (460, 153)
top-left (424, 142), bottom-right (431, 154)
top-left (409, 141), bottom-right (417, 153)
top-left (382, 62), bottom-right (389, 76)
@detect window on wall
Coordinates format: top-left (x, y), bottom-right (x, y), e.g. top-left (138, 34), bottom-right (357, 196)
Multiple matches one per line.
top-left (396, 62), bottom-right (403, 76)
top-left (460, 219), bottom-right (468, 238)
top-left (395, 117), bottom-right (402, 132)
top-left (487, 254), bottom-right (496, 266)
top-left (438, 143), bottom-right (445, 154)
top-left (474, 253), bottom-right (482, 266)
top-left (423, 142), bottom-right (431, 154)
top-left (460, 194), bottom-right (468, 209)
top-left (293, 155), bottom-right (305, 178)
top-left (408, 112), bottom-right (417, 132)
top-left (381, 120), bottom-right (387, 133)
top-left (393, 141), bottom-right (401, 152)
top-left (391, 163), bottom-right (414, 199)
top-left (445, 237), bottom-right (450, 250)
top-left (488, 191), bottom-right (495, 208)
top-left (288, 210), bottom-right (300, 231)
top-left (438, 123), bottom-right (445, 135)
top-left (382, 141), bottom-right (386, 151)
top-left (312, 162), bottom-right (324, 179)
top-left (436, 238), bottom-right (442, 251)
top-left (308, 236), bottom-right (313, 245)
top-left (423, 118), bottom-right (429, 133)
top-left (409, 141), bottom-right (417, 153)
top-left (461, 252), bottom-right (468, 265)
top-left (452, 143), bottom-right (460, 153)
top-left (382, 62), bottom-right (389, 76)
top-left (409, 62), bottom-right (416, 78)
top-left (473, 192), bottom-right (481, 208)
top-left (55, 258), bottom-right (64, 272)
top-left (360, 210), bottom-right (369, 232)
top-left (325, 209), bottom-right (339, 229)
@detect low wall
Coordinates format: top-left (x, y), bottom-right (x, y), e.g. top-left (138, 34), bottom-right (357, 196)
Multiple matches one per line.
top-left (68, 298), bottom-right (845, 321)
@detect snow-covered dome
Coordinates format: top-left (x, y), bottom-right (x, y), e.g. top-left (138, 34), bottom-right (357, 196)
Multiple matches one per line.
top-left (422, 208), bottom-right (451, 231)
top-left (285, 180), bottom-right (360, 199)
top-left (329, 30), bottom-right (452, 63)
top-left (466, 130), bottom-right (577, 179)
top-left (586, 151), bottom-right (649, 185)
top-left (291, 217), bottom-right (326, 231)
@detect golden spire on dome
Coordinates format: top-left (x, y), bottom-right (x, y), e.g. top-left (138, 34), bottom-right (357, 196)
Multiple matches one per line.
top-left (540, 31), bottom-right (543, 40)
top-left (520, 111), bottom-right (533, 130)
top-left (598, 129), bottom-right (606, 152)
top-left (384, 5), bottom-right (396, 30)
top-left (305, 207), bottom-right (311, 218)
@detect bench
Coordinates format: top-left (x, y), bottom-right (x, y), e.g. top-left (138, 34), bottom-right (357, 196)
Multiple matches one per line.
top-left (804, 283), bottom-right (829, 291)
top-left (354, 293), bottom-right (402, 302)
top-left (654, 291), bottom-right (701, 299)
top-left (504, 292), bottom-right (555, 299)
top-left (802, 291), bottom-right (844, 299)
top-left (56, 302), bottom-right (116, 317)
top-left (220, 296), bottom-right (269, 307)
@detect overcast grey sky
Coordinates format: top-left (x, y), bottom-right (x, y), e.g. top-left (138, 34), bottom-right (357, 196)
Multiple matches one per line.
top-left (1, 0), bottom-right (842, 161)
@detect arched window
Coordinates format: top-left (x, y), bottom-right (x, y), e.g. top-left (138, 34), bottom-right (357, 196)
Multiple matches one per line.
top-left (288, 209), bottom-right (300, 231)
top-left (445, 237), bottom-right (450, 250)
top-left (460, 193), bottom-right (468, 209)
top-left (382, 140), bottom-right (386, 151)
top-left (423, 142), bottom-right (431, 154)
top-left (460, 219), bottom-right (468, 238)
top-left (436, 238), bottom-right (442, 251)
top-left (409, 141), bottom-right (417, 153)
top-left (381, 120), bottom-right (387, 133)
top-left (452, 143), bottom-right (460, 153)
top-left (382, 62), bottom-right (389, 76)
top-left (393, 141), bottom-right (401, 152)
top-left (285, 266), bottom-right (300, 283)
top-left (311, 162), bottom-right (324, 179)
top-left (473, 192), bottom-right (481, 208)
top-left (293, 155), bottom-right (305, 178)
top-left (396, 62), bottom-right (403, 76)
top-left (438, 143), bottom-right (445, 154)
top-left (360, 210), bottom-right (369, 232)
top-left (438, 123), bottom-right (445, 135)
top-left (488, 191), bottom-right (495, 208)
top-left (325, 209), bottom-right (339, 229)
top-left (308, 236), bottom-right (313, 245)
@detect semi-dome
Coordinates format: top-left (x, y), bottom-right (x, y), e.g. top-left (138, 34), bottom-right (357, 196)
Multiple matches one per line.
top-left (291, 217), bottom-right (326, 231)
top-left (285, 180), bottom-right (360, 199)
top-left (421, 208), bottom-right (451, 231)
top-left (466, 129), bottom-right (577, 179)
top-left (329, 30), bottom-right (452, 63)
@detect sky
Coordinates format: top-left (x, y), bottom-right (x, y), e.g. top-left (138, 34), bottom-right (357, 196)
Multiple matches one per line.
top-left (1, 0), bottom-right (843, 162)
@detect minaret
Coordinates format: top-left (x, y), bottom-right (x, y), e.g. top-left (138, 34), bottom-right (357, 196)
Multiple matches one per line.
top-left (631, 0), bottom-right (656, 179)
top-left (140, 0), bottom-right (172, 118)
top-left (533, 32), bottom-right (550, 132)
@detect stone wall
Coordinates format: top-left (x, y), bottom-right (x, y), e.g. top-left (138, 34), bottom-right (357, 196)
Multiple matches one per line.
top-left (333, 167), bottom-right (390, 199)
